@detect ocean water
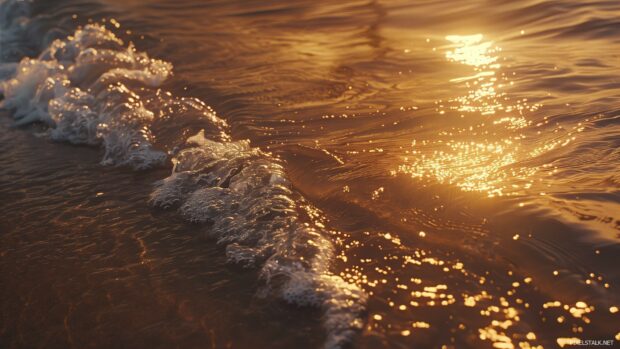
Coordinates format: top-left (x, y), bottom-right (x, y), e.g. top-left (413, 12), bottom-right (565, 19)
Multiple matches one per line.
top-left (1, 0), bottom-right (619, 348)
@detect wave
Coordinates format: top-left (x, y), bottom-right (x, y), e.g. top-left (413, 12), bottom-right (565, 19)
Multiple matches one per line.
top-left (0, 0), bottom-right (367, 347)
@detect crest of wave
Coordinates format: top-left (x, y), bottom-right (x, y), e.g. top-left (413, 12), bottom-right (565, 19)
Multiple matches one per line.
top-left (150, 129), bottom-right (367, 348)
top-left (0, 4), bottom-right (367, 347)
top-left (0, 23), bottom-right (170, 168)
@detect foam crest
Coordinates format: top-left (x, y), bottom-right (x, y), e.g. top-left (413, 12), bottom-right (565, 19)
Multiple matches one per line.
top-left (40, 24), bottom-right (124, 63)
top-left (1, 2), bottom-right (367, 346)
top-left (151, 130), bottom-right (367, 348)
top-left (1, 23), bottom-right (169, 169)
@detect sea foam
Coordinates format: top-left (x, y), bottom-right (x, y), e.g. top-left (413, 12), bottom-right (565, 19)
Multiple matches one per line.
top-left (0, 0), bottom-right (366, 347)
top-left (151, 130), bottom-right (367, 347)
top-left (1, 23), bottom-right (169, 168)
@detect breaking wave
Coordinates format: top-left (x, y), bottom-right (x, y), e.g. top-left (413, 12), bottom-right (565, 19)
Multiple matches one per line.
top-left (0, 0), bottom-right (367, 347)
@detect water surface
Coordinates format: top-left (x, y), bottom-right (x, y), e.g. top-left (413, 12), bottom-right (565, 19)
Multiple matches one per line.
top-left (1, 0), bottom-right (620, 348)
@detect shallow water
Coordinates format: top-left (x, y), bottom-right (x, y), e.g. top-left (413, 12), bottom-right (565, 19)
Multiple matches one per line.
top-left (1, 0), bottom-right (620, 348)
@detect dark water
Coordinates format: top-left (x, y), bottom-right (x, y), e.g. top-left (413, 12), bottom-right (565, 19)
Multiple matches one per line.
top-left (1, 0), bottom-right (620, 348)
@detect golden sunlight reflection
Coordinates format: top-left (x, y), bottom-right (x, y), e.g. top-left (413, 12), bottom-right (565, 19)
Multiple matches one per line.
top-left (333, 222), bottom-right (617, 348)
top-left (445, 34), bottom-right (505, 116)
top-left (331, 227), bottom-right (550, 349)
top-left (445, 34), bottom-right (498, 67)
top-left (399, 34), bottom-right (583, 197)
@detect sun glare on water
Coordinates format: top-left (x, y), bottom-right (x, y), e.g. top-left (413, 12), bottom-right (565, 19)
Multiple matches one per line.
top-left (445, 34), bottom-right (497, 67)
top-left (398, 34), bottom-right (582, 197)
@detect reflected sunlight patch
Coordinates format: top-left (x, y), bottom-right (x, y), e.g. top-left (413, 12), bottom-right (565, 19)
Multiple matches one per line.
top-left (399, 34), bottom-right (582, 197)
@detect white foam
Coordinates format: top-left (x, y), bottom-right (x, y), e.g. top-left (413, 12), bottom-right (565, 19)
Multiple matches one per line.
top-left (1, 23), bottom-right (168, 169)
top-left (151, 130), bottom-right (367, 348)
top-left (0, 2), bottom-right (367, 346)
